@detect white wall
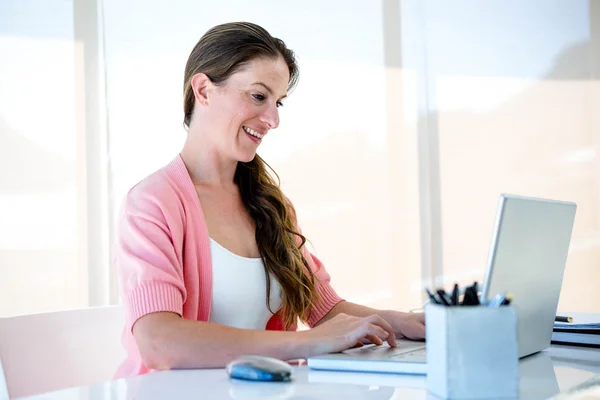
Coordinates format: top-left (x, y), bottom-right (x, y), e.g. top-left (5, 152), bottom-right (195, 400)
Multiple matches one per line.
top-left (0, 1), bottom-right (87, 316)
top-left (1, 0), bottom-right (598, 316)
top-left (412, 0), bottom-right (600, 312)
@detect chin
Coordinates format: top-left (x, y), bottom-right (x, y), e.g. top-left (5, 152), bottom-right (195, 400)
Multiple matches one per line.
top-left (237, 152), bottom-right (257, 164)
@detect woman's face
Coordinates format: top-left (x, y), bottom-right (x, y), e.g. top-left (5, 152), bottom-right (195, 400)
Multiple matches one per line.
top-left (205, 56), bottom-right (290, 163)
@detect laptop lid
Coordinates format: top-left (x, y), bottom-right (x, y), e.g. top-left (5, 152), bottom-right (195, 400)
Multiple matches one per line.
top-left (307, 193), bottom-right (577, 374)
top-left (480, 194), bottom-right (577, 358)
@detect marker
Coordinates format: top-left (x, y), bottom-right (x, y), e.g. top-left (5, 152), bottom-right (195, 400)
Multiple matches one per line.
top-left (555, 316), bottom-right (573, 323)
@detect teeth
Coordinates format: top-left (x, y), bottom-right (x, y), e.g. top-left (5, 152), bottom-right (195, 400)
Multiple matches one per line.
top-left (243, 126), bottom-right (264, 139)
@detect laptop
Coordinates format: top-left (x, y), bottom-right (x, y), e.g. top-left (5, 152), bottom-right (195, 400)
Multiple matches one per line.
top-left (307, 193), bottom-right (577, 375)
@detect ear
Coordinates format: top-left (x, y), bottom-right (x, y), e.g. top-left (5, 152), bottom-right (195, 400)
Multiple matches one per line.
top-left (190, 73), bottom-right (212, 105)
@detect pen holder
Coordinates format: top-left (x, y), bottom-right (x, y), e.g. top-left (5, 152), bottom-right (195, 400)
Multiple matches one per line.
top-left (425, 304), bottom-right (519, 400)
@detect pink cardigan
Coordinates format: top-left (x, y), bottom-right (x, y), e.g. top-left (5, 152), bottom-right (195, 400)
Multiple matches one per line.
top-left (113, 155), bottom-right (343, 377)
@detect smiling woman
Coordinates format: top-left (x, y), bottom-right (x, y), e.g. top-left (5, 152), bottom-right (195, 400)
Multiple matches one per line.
top-left (113, 21), bottom-right (425, 378)
top-left (185, 57), bottom-right (287, 159)
top-left (180, 22), bottom-right (316, 332)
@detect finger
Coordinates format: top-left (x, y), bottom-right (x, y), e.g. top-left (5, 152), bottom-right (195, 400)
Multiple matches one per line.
top-left (366, 315), bottom-right (397, 348)
top-left (365, 323), bottom-right (390, 343)
top-left (364, 333), bottom-right (384, 346)
top-left (387, 335), bottom-right (398, 347)
top-left (359, 337), bottom-right (381, 345)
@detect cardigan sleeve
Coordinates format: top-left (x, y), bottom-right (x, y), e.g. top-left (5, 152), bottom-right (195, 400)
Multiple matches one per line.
top-left (303, 246), bottom-right (345, 327)
top-left (115, 189), bottom-right (186, 333)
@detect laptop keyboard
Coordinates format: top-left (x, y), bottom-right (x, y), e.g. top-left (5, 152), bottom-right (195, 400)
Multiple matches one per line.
top-left (352, 344), bottom-right (427, 360)
top-left (390, 348), bottom-right (426, 360)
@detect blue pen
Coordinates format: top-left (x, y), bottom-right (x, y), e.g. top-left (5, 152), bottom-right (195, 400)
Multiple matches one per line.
top-left (486, 292), bottom-right (508, 307)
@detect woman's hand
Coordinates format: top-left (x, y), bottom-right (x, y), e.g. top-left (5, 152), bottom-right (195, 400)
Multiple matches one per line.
top-left (379, 310), bottom-right (425, 340)
top-left (300, 313), bottom-right (398, 356)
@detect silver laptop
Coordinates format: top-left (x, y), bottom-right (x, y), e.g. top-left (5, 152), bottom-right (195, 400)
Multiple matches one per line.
top-left (307, 194), bottom-right (577, 375)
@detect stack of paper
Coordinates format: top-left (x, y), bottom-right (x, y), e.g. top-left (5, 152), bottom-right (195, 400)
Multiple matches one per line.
top-left (552, 313), bottom-right (600, 347)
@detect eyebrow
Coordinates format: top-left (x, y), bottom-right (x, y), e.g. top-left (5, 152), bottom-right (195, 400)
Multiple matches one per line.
top-left (251, 82), bottom-right (287, 99)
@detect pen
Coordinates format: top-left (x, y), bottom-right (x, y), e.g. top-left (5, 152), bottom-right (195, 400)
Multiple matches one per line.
top-left (555, 316), bottom-right (573, 323)
top-left (472, 281), bottom-right (480, 305)
top-left (486, 292), bottom-right (508, 307)
top-left (426, 288), bottom-right (441, 305)
top-left (451, 283), bottom-right (459, 306)
top-left (436, 289), bottom-right (451, 306)
top-left (501, 293), bottom-right (512, 306)
top-left (462, 286), bottom-right (477, 306)
top-left (461, 287), bottom-right (472, 306)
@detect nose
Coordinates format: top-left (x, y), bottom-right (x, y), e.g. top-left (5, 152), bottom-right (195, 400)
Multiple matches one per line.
top-left (261, 102), bottom-right (280, 130)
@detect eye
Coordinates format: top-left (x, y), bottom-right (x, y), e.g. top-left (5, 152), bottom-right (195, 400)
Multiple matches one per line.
top-left (252, 93), bottom-right (266, 102)
top-left (276, 101), bottom-right (284, 108)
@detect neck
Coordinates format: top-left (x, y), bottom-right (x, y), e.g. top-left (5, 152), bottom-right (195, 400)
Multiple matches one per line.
top-left (180, 126), bottom-right (238, 188)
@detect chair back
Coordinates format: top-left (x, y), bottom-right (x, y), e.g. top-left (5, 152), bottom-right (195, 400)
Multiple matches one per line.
top-left (0, 305), bottom-right (126, 398)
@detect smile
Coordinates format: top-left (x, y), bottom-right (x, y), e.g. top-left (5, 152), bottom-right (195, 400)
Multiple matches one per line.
top-left (243, 126), bottom-right (264, 139)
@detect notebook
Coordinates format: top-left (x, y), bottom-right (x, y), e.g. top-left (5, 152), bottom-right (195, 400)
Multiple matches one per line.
top-left (552, 313), bottom-right (600, 347)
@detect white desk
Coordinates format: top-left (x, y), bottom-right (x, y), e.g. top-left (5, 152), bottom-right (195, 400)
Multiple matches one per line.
top-left (17, 344), bottom-right (600, 400)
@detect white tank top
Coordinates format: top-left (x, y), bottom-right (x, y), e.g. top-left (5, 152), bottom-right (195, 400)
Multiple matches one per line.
top-left (208, 238), bottom-right (283, 329)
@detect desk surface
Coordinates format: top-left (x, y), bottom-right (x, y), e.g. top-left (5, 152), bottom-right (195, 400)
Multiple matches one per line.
top-left (17, 344), bottom-right (600, 400)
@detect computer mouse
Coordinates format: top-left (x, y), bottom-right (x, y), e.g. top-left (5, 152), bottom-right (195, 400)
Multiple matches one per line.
top-left (226, 355), bottom-right (293, 382)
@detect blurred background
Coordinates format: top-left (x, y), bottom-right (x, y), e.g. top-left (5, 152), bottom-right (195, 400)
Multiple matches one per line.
top-left (0, 0), bottom-right (598, 317)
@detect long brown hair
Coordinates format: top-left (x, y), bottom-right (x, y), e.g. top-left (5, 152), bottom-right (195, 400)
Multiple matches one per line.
top-left (183, 22), bottom-right (318, 328)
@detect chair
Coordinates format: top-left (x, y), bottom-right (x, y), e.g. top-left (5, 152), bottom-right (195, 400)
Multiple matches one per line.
top-left (0, 357), bottom-right (9, 400)
top-left (0, 305), bottom-right (126, 398)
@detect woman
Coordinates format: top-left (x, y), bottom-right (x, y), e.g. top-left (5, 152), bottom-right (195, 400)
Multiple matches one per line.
top-left (114, 21), bottom-right (425, 377)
